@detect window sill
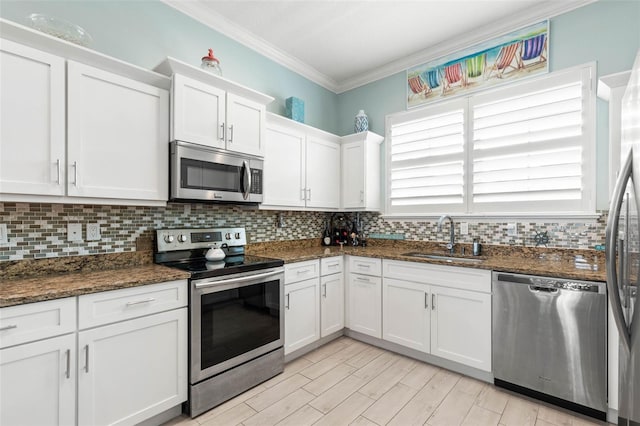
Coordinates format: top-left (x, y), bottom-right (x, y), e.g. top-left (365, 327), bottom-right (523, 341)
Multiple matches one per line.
top-left (380, 212), bottom-right (603, 223)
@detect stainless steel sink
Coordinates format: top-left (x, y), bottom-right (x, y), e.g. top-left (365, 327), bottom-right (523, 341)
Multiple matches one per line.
top-left (402, 252), bottom-right (484, 264)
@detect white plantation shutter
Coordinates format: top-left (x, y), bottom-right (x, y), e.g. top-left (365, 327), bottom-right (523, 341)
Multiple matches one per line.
top-left (470, 66), bottom-right (593, 212)
top-left (388, 99), bottom-right (467, 213)
top-left (385, 64), bottom-right (595, 216)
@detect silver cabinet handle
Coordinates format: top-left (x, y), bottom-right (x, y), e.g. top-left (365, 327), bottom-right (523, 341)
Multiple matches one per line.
top-left (65, 349), bottom-right (71, 379)
top-left (219, 123), bottom-right (225, 141)
top-left (307, 188), bottom-right (311, 201)
top-left (228, 124), bottom-right (234, 142)
top-left (424, 292), bottom-right (428, 309)
top-left (323, 284), bottom-right (327, 298)
top-left (356, 263), bottom-right (371, 268)
top-left (286, 293), bottom-right (290, 310)
top-left (301, 188), bottom-right (307, 201)
top-left (126, 297), bottom-right (156, 306)
top-left (84, 345), bottom-right (89, 373)
top-left (355, 276), bottom-right (370, 282)
top-left (360, 190), bottom-right (364, 202)
top-left (0, 324), bottom-right (17, 331)
top-left (296, 269), bottom-right (311, 275)
top-left (220, 123), bottom-right (226, 141)
top-left (73, 161), bottom-right (78, 186)
top-left (56, 159), bottom-right (61, 185)
top-left (432, 294), bottom-right (436, 310)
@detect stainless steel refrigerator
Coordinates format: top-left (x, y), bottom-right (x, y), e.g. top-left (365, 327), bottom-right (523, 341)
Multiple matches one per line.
top-left (606, 49), bottom-right (640, 426)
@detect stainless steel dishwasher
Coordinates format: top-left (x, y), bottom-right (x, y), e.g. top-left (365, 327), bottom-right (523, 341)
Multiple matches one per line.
top-left (492, 272), bottom-right (607, 420)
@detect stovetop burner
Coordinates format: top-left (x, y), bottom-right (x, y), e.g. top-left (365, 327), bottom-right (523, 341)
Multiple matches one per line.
top-left (162, 254), bottom-right (284, 280)
top-left (154, 227), bottom-right (284, 279)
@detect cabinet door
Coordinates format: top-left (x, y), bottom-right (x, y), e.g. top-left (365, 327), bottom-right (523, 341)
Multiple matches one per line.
top-left (172, 73), bottom-right (225, 149)
top-left (263, 124), bottom-right (306, 207)
top-left (226, 93), bottom-right (265, 156)
top-left (306, 135), bottom-right (340, 209)
top-left (347, 273), bottom-right (381, 338)
top-left (383, 278), bottom-right (430, 352)
top-left (0, 39), bottom-right (66, 196)
top-left (320, 273), bottom-right (344, 337)
top-left (430, 286), bottom-right (491, 371)
top-left (1, 334), bottom-right (75, 426)
top-left (284, 278), bottom-right (320, 354)
top-left (67, 61), bottom-right (169, 201)
top-left (342, 141), bottom-right (365, 209)
top-left (78, 308), bottom-right (187, 426)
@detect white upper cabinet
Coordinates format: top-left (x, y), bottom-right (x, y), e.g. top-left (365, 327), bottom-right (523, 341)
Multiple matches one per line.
top-left (0, 21), bottom-right (172, 206)
top-left (172, 73), bottom-right (225, 149)
top-left (262, 113), bottom-right (340, 211)
top-left (67, 61), bottom-right (169, 201)
top-left (0, 39), bottom-right (66, 196)
top-left (342, 131), bottom-right (384, 211)
top-left (156, 57), bottom-right (272, 157)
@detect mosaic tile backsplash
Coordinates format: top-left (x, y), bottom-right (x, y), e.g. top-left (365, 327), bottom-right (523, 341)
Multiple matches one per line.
top-left (0, 202), bottom-right (607, 261)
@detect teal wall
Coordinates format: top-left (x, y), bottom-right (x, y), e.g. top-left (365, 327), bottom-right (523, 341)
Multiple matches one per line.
top-left (2, 0), bottom-right (639, 210)
top-left (0, 0), bottom-right (340, 134)
top-left (337, 0), bottom-right (640, 210)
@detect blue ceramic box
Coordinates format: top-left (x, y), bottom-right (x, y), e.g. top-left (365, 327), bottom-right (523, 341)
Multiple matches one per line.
top-left (285, 97), bottom-right (304, 123)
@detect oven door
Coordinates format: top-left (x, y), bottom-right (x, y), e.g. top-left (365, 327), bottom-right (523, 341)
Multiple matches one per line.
top-left (190, 267), bottom-right (284, 383)
top-left (171, 141), bottom-right (263, 203)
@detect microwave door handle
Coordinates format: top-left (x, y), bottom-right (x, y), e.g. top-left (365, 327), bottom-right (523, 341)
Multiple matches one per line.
top-left (242, 160), bottom-right (251, 200)
top-left (606, 149), bottom-right (632, 351)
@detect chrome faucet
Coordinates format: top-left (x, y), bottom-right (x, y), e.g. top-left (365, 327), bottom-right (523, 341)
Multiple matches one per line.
top-left (437, 214), bottom-right (455, 255)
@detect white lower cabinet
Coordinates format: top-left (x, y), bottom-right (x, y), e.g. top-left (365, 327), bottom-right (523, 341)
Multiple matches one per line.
top-left (284, 277), bottom-right (320, 354)
top-left (0, 281), bottom-right (188, 426)
top-left (382, 260), bottom-right (492, 372)
top-left (347, 256), bottom-right (382, 339)
top-left (383, 278), bottom-right (430, 352)
top-left (320, 257), bottom-right (344, 337)
top-left (1, 334), bottom-right (76, 426)
top-left (77, 308), bottom-right (187, 426)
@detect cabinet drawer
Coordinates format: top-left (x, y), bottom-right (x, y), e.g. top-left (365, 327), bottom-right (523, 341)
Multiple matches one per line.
top-left (284, 260), bottom-right (320, 284)
top-left (383, 260), bottom-right (491, 293)
top-left (348, 256), bottom-right (381, 276)
top-left (78, 280), bottom-right (187, 329)
top-left (321, 256), bottom-right (343, 276)
top-left (0, 297), bottom-right (76, 348)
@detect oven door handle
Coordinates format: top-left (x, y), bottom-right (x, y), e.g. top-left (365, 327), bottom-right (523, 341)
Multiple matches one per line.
top-left (195, 270), bottom-right (282, 289)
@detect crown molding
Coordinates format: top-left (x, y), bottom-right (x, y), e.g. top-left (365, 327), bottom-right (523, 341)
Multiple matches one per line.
top-left (161, 0), bottom-right (340, 92)
top-left (162, 0), bottom-right (597, 95)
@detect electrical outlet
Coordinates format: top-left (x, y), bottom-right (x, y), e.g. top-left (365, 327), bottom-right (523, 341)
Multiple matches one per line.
top-left (67, 223), bottom-right (83, 241)
top-left (86, 223), bottom-right (101, 241)
top-left (506, 222), bottom-right (518, 237)
top-left (0, 223), bottom-right (8, 245)
top-left (460, 222), bottom-right (469, 235)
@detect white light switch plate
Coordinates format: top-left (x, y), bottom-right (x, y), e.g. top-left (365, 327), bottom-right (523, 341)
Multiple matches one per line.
top-left (460, 222), bottom-right (469, 235)
top-left (86, 223), bottom-right (101, 241)
top-left (68, 223), bottom-right (82, 241)
top-left (0, 223), bottom-right (8, 245)
top-left (506, 223), bottom-right (518, 237)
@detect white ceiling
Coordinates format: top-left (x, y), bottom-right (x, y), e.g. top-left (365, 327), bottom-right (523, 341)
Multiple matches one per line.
top-left (163, 0), bottom-right (595, 93)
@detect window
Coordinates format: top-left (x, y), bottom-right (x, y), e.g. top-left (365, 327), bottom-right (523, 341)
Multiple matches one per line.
top-left (386, 64), bottom-right (595, 217)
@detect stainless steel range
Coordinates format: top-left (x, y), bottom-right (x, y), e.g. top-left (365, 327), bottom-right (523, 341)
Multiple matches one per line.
top-left (155, 228), bottom-right (285, 418)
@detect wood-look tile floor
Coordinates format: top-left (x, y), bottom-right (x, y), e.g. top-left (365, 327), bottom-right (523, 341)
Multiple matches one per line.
top-left (163, 337), bottom-right (606, 426)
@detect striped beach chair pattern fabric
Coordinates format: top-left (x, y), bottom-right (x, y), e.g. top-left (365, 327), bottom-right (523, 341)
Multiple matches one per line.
top-left (521, 34), bottom-right (547, 63)
top-left (466, 53), bottom-right (486, 78)
top-left (408, 74), bottom-right (431, 98)
top-left (485, 42), bottom-right (521, 79)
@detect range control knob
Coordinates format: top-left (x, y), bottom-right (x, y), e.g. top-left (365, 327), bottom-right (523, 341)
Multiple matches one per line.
top-left (178, 234), bottom-right (188, 243)
top-left (235, 232), bottom-right (241, 239)
top-left (164, 235), bottom-right (175, 243)
top-left (225, 233), bottom-right (231, 240)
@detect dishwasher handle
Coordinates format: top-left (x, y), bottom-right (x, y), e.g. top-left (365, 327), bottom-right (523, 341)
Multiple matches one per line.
top-left (529, 285), bottom-right (559, 294)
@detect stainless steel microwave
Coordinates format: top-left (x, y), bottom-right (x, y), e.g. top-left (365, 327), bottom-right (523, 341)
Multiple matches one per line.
top-left (170, 141), bottom-right (263, 204)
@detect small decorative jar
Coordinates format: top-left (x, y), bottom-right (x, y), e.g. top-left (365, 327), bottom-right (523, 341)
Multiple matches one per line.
top-left (355, 110), bottom-right (369, 133)
top-left (201, 48), bottom-right (222, 76)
